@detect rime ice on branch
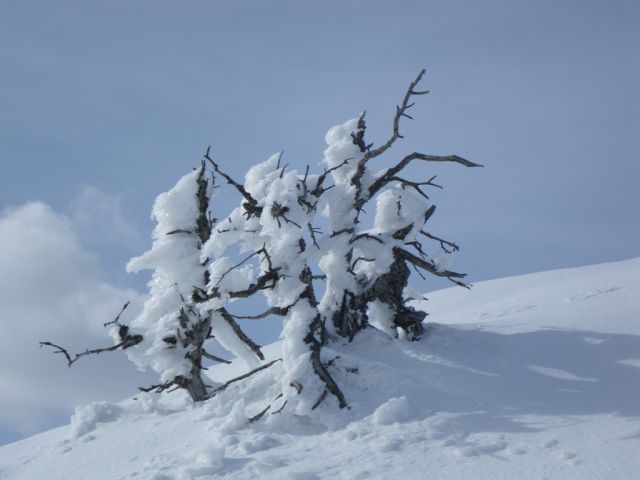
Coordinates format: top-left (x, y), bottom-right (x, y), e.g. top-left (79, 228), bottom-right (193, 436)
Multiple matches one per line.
top-left (319, 69), bottom-right (481, 341)
top-left (41, 69), bottom-right (480, 411)
top-left (124, 163), bottom-right (218, 400)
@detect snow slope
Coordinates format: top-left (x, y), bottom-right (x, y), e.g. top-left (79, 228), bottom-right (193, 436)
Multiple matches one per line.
top-left (1, 258), bottom-right (639, 479)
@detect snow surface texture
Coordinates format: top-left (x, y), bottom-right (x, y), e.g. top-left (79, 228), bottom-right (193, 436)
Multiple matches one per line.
top-left (1, 258), bottom-right (639, 479)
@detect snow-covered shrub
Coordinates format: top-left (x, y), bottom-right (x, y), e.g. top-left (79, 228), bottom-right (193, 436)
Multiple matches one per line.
top-left (42, 69), bottom-right (480, 413)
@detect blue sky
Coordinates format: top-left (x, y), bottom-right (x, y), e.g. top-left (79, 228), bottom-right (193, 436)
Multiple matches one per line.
top-left (0, 0), bottom-right (638, 444)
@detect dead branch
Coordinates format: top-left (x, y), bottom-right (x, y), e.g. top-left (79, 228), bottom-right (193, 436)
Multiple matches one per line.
top-left (331, 228), bottom-right (355, 238)
top-left (391, 175), bottom-right (443, 200)
top-left (41, 302), bottom-right (142, 367)
top-left (367, 152), bottom-right (481, 202)
top-left (350, 69), bottom-right (430, 196)
top-left (351, 256), bottom-right (375, 270)
top-left (308, 345), bottom-right (348, 408)
top-left (103, 301), bottom-right (130, 327)
top-left (395, 247), bottom-right (470, 288)
top-left (351, 233), bottom-right (384, 244)
top-left (272, 399), bottom-right (288, 415)
top-left (202, 350), bottom-right (232, 364)
top-left (209, 246), bottom-right (279, 299)
top-left (311, 389), bottom-right (329, 411)
top-left (365, 70), bottom-right (427, 160)
top-left (204, 147), bottom-right (262, 217)
top-left (195, 160), bottom-right (214, 245)
top-left (212, 248), bottom-right (264, 288)
top-left (298, 266), bottom-right (349, 409)
top-left (405, 240), bottom-right (429, 260)
top-left (223, 270), bottom-right (279, 298)
top-left (420, 229), bottom-right (460, 253)
top-left (249, 404), bottom-right (271, 423)
top-left (39, 338), bottom-right (139, 367)
top-left (311, 158), bottom-right (352, 197)
top-left (228, 304), bottom-right (294, 320)
top-left (423, 204), bottom-right (436, 223)
top-left (307, 223), bottom-right (321, 249)
top-left (166, 229), bottom-right (193, 235)
top-left (219, 309), bottom-right (265, 360)
top-left (210, 358), bottom-right (281, 396)
top-left (138, 380), bottom-right (178, 394)
top-left (270, 202), bottom-right (302, 228)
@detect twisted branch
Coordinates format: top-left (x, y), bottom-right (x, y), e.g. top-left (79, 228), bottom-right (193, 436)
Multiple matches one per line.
top-left (204, 147), bottom-right (262, 217)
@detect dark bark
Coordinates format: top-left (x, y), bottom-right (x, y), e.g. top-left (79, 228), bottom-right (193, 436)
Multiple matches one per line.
top-left (331, 290), bottom-right (369, 340)
top-left (368, 250), bottom-right (425, 340)
top-left (40, 302), bottom-right (143, 367)
top-left (178, 163), bottom-right (217, 401)
top-left (300, 267), bottom-right (348, 409)
top-left (219, 309), bottom-right (265, 360)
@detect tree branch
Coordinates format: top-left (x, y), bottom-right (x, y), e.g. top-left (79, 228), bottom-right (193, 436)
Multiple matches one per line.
top-left (103, 301), bottom-right (130, 327)
top-left (39, 339), bottom-right (136, 367)
top-left (248, 404), bottom-right (271, 423)
top-left (138, 380), bottom-right (179, 394)
top-left (360, 70), bottom-right (427, 164)
top-left (368, 153), bottom-right (482, 199)
top-left (227, 304), bottom-right (294, 320)
top-left (311, 158), bottom-right (352, 197)
top-left (420, 229), bottom-right (460, 253)
top-left (224, 270), bottom-right (279, 298)
top-left (202, 350), bottom-right (232, 364)
top-left (395, 247), bottom-right (470, 288)
top-left (41, 302), bottom-right (142, 367)
top-left (204, 147), bottom-right (262, 217)
top-left (219, 308), bottom-right (265, 360)
top-left (350, 69), bottom-right (429, 196)
top-left (210, 358), bottom-right (281, 396)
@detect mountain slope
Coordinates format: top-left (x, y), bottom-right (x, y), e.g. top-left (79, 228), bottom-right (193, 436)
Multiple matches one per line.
top-left (1, 258), bottom-right (638, 479)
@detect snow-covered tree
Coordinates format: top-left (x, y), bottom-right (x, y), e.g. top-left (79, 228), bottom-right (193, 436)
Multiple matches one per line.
top-left (319, 71), bottom-right (479, 343)
top-left (124, 162), bottom-right (264, 401)
top-left (42, 69), bottom-right (480, 412)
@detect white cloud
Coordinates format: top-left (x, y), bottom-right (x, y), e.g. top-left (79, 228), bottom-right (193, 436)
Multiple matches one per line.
top-left (0, 202), bottom-right (153, 443)
top-left (69, 185), bottom-right (143, 250)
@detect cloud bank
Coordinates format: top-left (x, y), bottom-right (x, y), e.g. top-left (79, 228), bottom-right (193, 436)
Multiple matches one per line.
top-left (0, 201), bottom-right (152, 444)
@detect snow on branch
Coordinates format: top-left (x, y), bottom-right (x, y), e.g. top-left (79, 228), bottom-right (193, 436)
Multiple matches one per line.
top-left (45, 69), bottom-right (479, 416)
top-left (204, 147), bottom-right (262, 218)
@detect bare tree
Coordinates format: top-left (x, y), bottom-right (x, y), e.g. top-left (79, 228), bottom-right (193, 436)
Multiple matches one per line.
top-left (41, 69), bottom-right (479, 412)
top-left (319, 69), bottom-right (481, 341)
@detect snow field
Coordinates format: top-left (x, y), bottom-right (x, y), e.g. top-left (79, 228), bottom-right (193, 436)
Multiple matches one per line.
top-left (1, 258), bottom-right (638, 479)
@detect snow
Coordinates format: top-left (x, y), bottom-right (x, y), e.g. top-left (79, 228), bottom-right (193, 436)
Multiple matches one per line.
top-left (317, 118), bottom-right (365, 334)
top-left (370, 397), bottom-right (412, 426)
top-left (1, 258), bottom-right (639, 479)
top-left (434, 250), bottom-right (454, 273)
top-left (366, 299), bottom-right (396, 337)
top-left (69, 401), bottom-right (123, 438)
top-left (125, 170), bottom-right (209, 381)
top-left (210, 311), bottom-right (260, 369)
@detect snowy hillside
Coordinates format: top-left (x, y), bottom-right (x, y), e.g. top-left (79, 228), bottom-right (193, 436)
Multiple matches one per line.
top-left (1, 258), bottom-right (638, 480)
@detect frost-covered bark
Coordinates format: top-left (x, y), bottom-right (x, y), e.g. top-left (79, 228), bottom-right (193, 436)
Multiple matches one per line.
top-left (126, 160), bottom-right (269, 401)
top-left (125, 163), bottom-right (216, 400)
top-left (318, 118), bottom-right (371, 338)
top-left (201, 153), bottom-right (347, 410)
top-left (318, 70), bottom-right (481, 341)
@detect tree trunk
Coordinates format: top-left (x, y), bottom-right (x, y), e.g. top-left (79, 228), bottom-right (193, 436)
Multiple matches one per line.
top-left (369, 249), bottom-right (425, 340)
